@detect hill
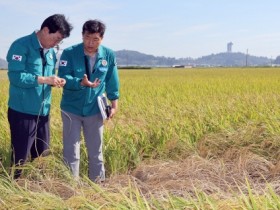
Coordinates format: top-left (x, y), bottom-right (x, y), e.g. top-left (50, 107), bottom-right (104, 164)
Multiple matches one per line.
top-left (115, 49), bottom-right (194, 67)
top-left (0, 58), bottom-right (7, 69)
top-left (0, 50), bottom-right (275, 69)
top-left (115, 50), bottom-right (272, 67)
top-left (195, 52), bottom-right (271, 67)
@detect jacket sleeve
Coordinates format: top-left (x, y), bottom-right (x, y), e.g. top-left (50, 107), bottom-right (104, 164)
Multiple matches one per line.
top-left (7, 42), bottom-right (39, 88)
top-left (105, 52), bottom-right (119, 100)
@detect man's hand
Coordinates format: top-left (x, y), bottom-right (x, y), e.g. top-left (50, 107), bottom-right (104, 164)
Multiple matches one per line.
top-left (80, 74), bottom-right (101, 88)
top-left (108, 100), bottom-right (118, 119)
top-left (58, 78), bottom-right (66, 87)
top-left (37, 75), bottom-right (66, 88)
top-left (109, 107), bottom-right (117, 119)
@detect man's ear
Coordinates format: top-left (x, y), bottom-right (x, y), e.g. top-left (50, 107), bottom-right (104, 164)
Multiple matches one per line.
top-left (42, 27), bottom-right (50, 35)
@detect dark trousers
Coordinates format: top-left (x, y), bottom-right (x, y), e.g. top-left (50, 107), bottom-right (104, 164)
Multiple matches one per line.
top-left (8, 108), bottom-right (50, 179)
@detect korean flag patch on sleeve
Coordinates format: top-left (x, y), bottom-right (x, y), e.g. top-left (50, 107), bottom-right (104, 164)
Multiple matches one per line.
top-left (59, 60), bottom-right (67, 66)
top-left (12, 55), bottom-right (22, 61)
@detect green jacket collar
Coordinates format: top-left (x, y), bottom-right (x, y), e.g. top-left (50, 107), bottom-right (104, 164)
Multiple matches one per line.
top-left (31, 31), bottom-right (41, 50)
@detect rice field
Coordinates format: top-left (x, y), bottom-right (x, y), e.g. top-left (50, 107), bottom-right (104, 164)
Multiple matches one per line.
top-left (1, 67), bottom-right (280, 209)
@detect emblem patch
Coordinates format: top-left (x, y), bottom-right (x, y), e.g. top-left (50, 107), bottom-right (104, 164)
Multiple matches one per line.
top-left (101, 59), bottom-right (107, 66)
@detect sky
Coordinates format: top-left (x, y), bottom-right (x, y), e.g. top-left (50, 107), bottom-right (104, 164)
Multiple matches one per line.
top-left (1, 0), bottom-right (280, 60)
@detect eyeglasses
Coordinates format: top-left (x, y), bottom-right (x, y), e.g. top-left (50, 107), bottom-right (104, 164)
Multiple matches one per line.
top-left (83, 35), bottom-right (102, 43)
top-left (49, 33), bottom-right (64, 45)
top-left (52, 37), bottom-right (63, 45)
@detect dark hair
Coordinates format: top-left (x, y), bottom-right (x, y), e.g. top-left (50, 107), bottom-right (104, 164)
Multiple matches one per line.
top-left (40, 14), bottom-right (73, 38)
top-left (82, 20), bottom-right (106, 37)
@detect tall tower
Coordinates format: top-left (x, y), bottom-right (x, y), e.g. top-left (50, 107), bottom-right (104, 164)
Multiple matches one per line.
top-left (227, 42), bottom-right (233, 53)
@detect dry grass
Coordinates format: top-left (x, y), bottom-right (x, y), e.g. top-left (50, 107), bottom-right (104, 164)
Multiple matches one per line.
top-left (16, 179), bottom-right (77, 200)
top-left (104, 155), bottom-right (279, 199)
top-left (101, 123), bottom-right (280, 201)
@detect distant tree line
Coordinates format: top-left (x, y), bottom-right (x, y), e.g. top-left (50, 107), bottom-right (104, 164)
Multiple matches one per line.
top-left (115, 50), bottom-right (273, 67)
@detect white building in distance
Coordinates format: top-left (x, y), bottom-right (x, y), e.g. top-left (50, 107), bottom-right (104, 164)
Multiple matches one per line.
top-left (227, 42), bottom-right (233, 53)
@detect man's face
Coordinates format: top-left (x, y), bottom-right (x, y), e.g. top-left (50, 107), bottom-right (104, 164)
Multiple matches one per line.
top-left (41, 27), bottom-right (63, 49)
top-left (83, 31), bottom-right (103, 55)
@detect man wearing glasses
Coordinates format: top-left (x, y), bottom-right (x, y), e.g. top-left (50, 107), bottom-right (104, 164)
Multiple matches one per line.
top-left (6, 14), bottom-right (73, 179)
top-left (58, 19), bottom-right (119, 183)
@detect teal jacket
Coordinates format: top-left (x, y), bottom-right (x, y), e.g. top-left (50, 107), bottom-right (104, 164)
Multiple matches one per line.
top-left (6, 32), bottom-right (57, 116)
top-left (58, 43), bottom-right (119, 117)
